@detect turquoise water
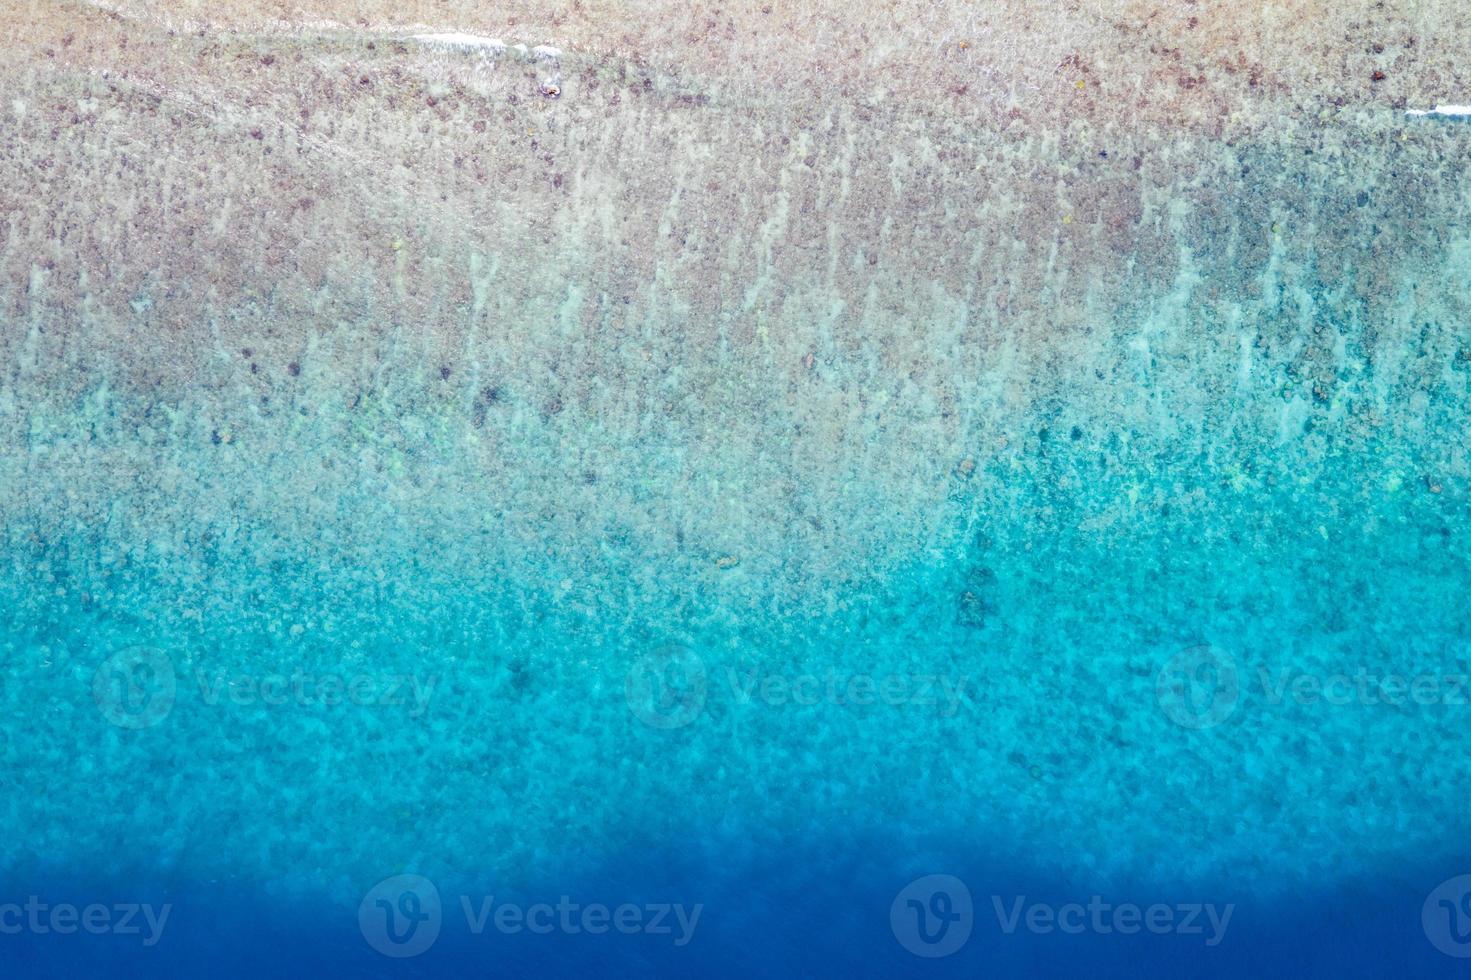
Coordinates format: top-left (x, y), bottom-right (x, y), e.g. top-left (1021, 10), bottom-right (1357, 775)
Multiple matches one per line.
top-left (5, 13), bottom-right (1471, 976)
top-left (4, 344), bottom-right (1470, 975)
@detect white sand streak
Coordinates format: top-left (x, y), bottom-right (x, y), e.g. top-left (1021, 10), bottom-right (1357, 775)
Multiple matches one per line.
top-left (1406, 105), bottom-right (1471, 118)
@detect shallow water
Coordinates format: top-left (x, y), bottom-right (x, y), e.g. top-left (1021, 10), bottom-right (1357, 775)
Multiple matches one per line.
top-left (3, 2), bottom-right (1471, 976)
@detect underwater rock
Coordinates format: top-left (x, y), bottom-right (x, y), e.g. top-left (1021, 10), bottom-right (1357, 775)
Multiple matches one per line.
top-left (955, 565), bottom-right (999, 629)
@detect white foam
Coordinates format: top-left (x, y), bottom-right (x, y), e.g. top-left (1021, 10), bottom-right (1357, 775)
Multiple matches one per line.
top-left (412, 33), bottom-right (507, 52)
top-left (1406, 104), bottom-right (1471, 117)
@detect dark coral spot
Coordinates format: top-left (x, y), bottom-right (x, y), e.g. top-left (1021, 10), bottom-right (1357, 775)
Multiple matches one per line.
top-left (956, 565), bottom-right (999, 628)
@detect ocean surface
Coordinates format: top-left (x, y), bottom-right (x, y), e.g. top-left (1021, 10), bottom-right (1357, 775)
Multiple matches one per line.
top-left (3, 2), bottom-right (1471, 976)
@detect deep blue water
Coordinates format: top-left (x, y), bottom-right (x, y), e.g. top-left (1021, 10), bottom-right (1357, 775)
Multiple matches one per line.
top-left (5, 858), bottom-right (1471, 977)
